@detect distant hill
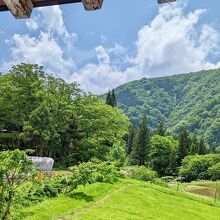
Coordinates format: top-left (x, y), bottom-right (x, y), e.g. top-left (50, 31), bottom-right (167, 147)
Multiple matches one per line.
top-left (114, 69), bottom-right (220, 149)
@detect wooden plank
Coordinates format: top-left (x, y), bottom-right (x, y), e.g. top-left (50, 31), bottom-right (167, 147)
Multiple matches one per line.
top-left (2, 0), bottom-right (33, 18)
top-left (82, 0), bottom-right (103, 11)
top-left (0, 0), bottom-right (81, 12)
top-left (158, 0), bottom-right (176, 4)
top-left (0, 0), bottom-right (8, 11)
top-left (32, 0), bottom-right (81, 8)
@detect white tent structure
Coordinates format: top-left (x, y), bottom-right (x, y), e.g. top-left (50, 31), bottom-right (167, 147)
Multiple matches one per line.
top-left (29, 157), bottom-right (54, 171)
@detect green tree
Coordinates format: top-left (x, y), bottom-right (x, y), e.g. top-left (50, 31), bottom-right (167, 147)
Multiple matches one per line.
top-left (0, 64), bottom-right (81, 161)
top-left (0, 150), bottom-right (36, 220)
top-left (149, 135), bottom-right (178, 176)
top-left (190, 134), bottom-right (199, 155)
top-left (105, 89), bottom-right (116, 107)
top-left (126, 125), bottom-right (136, 156)
top-left (105, 90), bottom-right (111, 106)
top-left (72, 95), bottom-right (129, 163)
top-left (130, 116), bottom-right (151, 165)
top-left (112, 89), bottom-right (117, 107)
top-left (108, 142), bottom-right (126, 167)
top-left (179, 154), bottom-right (220, 182)
top-left (198, 137), bottom-right (206, 155)
top-left (177, 129), bottom-right (191, 165)
top-left (157, 120), bottom-right (166, 136)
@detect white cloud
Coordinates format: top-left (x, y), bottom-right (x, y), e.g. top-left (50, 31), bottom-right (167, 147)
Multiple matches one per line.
top-left (71, 3), bottom-right (220, 94)
top-left (4, 3), bottom-right (220, 95)
top-left (26, 6), bottom-right (77, 42)
top-left (25, 17), bottom-right (39, 31)
top-left (132, 4), bottom-right (220, 77)
top-left (95, 45), bottom-right (110, 64)
top-left (6, 32), bottom-right (74, 74)
top-left (3, 6), bottom-right (76, 76)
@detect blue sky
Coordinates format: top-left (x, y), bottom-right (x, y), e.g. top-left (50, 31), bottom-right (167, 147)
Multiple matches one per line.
top-left (1, 0), bottom-right (220, 94)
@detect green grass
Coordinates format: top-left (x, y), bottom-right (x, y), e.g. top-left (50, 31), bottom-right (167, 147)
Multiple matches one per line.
top-left (20, 179), bottom-right (220, 220)
top-left (18, 180), bottom-right (127, 220)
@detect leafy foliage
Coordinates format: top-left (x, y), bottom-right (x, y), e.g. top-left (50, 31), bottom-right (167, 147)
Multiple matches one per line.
top-left (0, 150), bottom-right (36, 219)
top-left (106, 89), bottom-right (117, 107)
top-left (71, 95), bottom-right (129, 163)
top-left (130, 116), bottom-right (151, 165)
top-left (179, 154), bottom-right (220, 182)
top-left (149, 135), bottom-right (178, 176)
top-left (114, 69), bottom-right (220, 149)
top-left (0, 64), bottom-right (129, 165)
top-left (125, 166), bottom-right (157, 182)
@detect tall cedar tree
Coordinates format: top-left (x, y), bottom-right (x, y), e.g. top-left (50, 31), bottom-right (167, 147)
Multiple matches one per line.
top-left (126, 125), bottom-right (135, 156)
top-left (178, 129), bottom-right (191, 165)
top-left (130, 116), bottom-right (151, 165)
top-left (157, 120), bottom-right (166, 136)
top-left (190, 135), bottom-right (198, 155)
top-left (198, 137), bottom-right (206, 155)
top-left (112, 89), bottom-right (117, 107)
top-left (106, 90), bottom-right (111, 105)
top-left (106, 89), bottom-right (117, 107)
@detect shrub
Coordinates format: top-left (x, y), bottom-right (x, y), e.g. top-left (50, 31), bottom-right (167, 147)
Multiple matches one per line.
top-left (0, 150), bottom-right (36, 220)
top-left (93, 161), bottom-right (120, 183)
top-left (107, 142), bottom-right (126, 168)
top-left (208, 163), bottom-right (220, 181)
top-left (126, 166), bottom-right (157, 182)
top-left (65, 160), bottom-right (120, 193)
top-left (161, 176), bottom-right (175, 183)
top-left (22, 176), bottom-right (64, 205)
top-left (179, 154), bottom-right (220, 182)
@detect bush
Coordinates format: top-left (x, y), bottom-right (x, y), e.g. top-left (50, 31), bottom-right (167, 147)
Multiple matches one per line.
top-left (22, 176), bottom-right (64, 205)
top-left (93, 161), bottom-right (120, 183)
top-left (161, 176), bottom-right (175, 183)
top-left (179, 154), bottom-right (220, 182)
top-left (208, 162), bottom-right (220, 181)
top-left (125, 166), bottom-right (157, 182)
top-left (0, 150), bottom-right (36, 220)
top-left (107, 142), bottom-right (126, 168)
top-left (65, 160), bottom-right (120, 193)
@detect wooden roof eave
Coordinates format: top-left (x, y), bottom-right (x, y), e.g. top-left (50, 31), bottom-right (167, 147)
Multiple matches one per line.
top-left (0, 0), bottom-right (81, 12)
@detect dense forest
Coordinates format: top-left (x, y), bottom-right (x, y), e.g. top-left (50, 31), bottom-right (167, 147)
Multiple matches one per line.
top-left (114, 69), bottom-right (220, 151)
top-left (0, 64), bottom-right (129, 165)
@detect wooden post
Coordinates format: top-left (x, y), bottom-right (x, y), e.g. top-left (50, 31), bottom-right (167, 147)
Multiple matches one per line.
top-left (3, 0), bottom-right (33, 19)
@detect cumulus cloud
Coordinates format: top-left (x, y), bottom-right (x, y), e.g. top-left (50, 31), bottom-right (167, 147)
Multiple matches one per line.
top-left (132, 5), bottom-right (220, 76)
top-left (3, 2), bottom-right (220, 94)
top-left (26, 6), bottom-right (77, 43)
top-left (3, 6), bottom-right (76, 76)
top-left (71, 3), bottom-right (220, 94)
top-left (5, 32), bottom-right (74, 74)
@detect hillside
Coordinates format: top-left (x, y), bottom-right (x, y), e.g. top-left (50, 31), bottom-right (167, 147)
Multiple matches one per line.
top-left (114, 69), bottom-right (220, 148)
top-left (20, 179), bottom-right (220, 220)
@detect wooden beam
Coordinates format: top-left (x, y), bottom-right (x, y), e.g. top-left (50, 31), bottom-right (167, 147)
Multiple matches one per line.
top-left (0, 0), bottom-right (81, 12)
top-left (158, 0), bottom-right (176, 4)
top-left (2, 0), bottom-right (33, 18)
top-left (82, 0), bottom-right (103, 11)
top-left (32, 0), bottom-right (81, 8)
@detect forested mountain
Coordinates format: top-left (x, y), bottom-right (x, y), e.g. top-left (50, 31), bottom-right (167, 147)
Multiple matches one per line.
top-left (114, 69), bottom-right (220, 149)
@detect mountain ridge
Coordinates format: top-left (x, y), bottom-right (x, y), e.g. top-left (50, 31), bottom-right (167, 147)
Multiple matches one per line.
top-left (113, 68), bottom-right (220, 149)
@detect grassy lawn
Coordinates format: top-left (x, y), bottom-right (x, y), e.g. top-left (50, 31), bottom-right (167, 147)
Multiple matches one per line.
top-left (18, 180), bottom-right (127, 220)
top-left (20, 179), bottom-right (220, 220)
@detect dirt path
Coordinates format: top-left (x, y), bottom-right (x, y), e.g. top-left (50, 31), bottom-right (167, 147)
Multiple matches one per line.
top-left (59, 183), bottom-right (131, 220)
